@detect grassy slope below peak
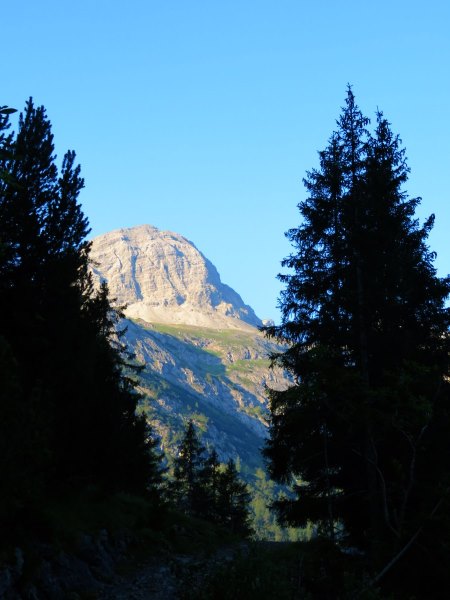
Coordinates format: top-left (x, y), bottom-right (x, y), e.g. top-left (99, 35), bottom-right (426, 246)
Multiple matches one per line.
top-left (125, 318), bottom-right (297, 541)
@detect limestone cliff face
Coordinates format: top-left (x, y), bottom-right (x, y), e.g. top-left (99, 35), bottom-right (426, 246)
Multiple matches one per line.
top-left (90, 225), bottom-right (261, 329)
top-left (89, 224), bottom-right (289, 469)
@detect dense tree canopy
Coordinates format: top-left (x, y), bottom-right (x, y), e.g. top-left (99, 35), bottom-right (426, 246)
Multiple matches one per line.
top-left (0, 100), bottom-right (164, 532)
top-left (171, 421), bottom-right (253, 536)
top-left (264, 88), bottom-right (450, 594)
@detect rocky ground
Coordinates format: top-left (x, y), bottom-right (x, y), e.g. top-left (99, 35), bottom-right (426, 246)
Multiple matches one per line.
top-left (0, 533), bottom-right (250, 600)
top-left (95, 544), bottom-right (249, 600)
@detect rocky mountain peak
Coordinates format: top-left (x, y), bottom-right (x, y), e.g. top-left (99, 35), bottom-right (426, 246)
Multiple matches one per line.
top-left (90, 224), bottom-right (261, 329)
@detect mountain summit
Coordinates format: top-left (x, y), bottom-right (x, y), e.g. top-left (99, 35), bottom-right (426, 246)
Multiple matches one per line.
top-left (89, 224), bottom-right (290, 513)
top-left (90, 224), bottom-right (261, 329)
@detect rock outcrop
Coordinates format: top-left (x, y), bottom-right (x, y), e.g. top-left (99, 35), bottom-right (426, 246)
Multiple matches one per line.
top-left (89, 224), bottom-right (289, 471)
top-left (90, 225), bottom-right (261, 330)
top-left (127, 320), bottom-right (289, 468)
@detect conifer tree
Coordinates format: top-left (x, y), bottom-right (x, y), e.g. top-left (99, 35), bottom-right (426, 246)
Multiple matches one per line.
top-left (170, 423), bottom-right (253, 537)
top-left (216, 459), bottom-right (253, 536)
top-left (197, 448), bottom-right (221, 520)
top-left (264, 88), bottom-right (450, 585)
top-left (0, 99), bottom-right (164, 517)
top-left (171, 420), bottom-right (207, 514)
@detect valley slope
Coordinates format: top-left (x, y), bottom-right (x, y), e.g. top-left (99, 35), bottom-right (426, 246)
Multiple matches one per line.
top-left (90, 225), bottom-right (289, 473)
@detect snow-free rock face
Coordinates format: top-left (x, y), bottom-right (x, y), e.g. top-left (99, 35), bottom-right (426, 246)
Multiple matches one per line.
top-left (127, 320), bottom-right (290, 468)
top-left (89, 224), bottom-right (290, 474)
top-left (90, 225), bottom-right (261, 329)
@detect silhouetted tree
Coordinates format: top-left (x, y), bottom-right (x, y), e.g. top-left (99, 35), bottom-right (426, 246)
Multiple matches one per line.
top-left (198, 448), bottom-right (221, 519)
top-left (264, 88), bottom-right (450, 591)
top-left (0, 100), bottom-right (164, 527)
top-left (170, 423), bottom-right (253, 536)
top-left (216, 459), bottom-right (253, 536)
top-left (171, 420), bottom-right (207, 514)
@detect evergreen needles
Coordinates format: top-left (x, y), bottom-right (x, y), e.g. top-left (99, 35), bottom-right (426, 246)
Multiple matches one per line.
top-left (0, 100), bottom-right (164, 537)
top-left (264, 87), bottom-right (450, 596)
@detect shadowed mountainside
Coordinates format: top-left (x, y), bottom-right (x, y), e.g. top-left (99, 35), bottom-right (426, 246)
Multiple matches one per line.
top-left (126, 319), bottom-right (288, 471)
top-left (90, 224), bottom-right (290, 475)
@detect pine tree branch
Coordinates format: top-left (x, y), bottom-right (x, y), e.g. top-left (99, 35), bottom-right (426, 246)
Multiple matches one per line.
top-left (396, 423), bottom-right (428, 531)
top-left (369, 495), bottom-right (446, 588)
top-left (351, 447), bottom-right (399, 539)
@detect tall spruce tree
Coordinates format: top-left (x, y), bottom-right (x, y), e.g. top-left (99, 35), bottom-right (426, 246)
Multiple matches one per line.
top-left (264, 88), bottom-right (450, 589)
top-left (198, 448), bottom-right (221, 519)
top-left (0, 100), bottom-right (164, 522)
top-left (216, 459), bottom-right (253, 536)
top-left (171, 420), bottom-right (207, 514)
top-left (170, 422), bottom-right (253, 536)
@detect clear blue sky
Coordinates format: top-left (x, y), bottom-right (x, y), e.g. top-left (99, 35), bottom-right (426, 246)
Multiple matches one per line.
top-left (3, 1), bottom-right (450, 321)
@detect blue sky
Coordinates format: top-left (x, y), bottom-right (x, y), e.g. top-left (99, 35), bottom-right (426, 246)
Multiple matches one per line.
top-left (3, 1), bottom-right (450, 321)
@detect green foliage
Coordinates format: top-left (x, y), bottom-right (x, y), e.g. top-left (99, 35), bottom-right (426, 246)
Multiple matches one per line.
top-left (264, 87), bottom-right (450, 593)
top-left (189, 412), bottom-right (209, 432)
top-left (226, 358), bottom-right (271, 373)
top-left (250, 468), bottom-right (310, 542)
top-left (170, 420), bottom-right (208, 514)
top-left (150, 322), bottom-right (257, 347)
top-left (216, 459), bottom-right (254, 536)
top-left (169, 421), bottom-right (253, 537)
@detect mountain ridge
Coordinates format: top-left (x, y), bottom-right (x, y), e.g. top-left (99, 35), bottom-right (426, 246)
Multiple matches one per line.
top-left (89, 224), bottom-right (290, 481)
top-left (90, 224), bottom-right (261, 330)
